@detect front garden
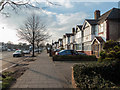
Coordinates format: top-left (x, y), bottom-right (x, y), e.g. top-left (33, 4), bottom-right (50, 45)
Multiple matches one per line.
top-left (73, 40), bottom-right (120, 88)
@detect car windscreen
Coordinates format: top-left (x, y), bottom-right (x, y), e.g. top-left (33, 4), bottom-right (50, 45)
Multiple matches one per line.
top-left (15, 50), bottom-right (21, 53)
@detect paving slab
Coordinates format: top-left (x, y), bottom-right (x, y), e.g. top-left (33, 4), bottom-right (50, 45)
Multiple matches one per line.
top-left (12, 51), bottom-right (69, 88)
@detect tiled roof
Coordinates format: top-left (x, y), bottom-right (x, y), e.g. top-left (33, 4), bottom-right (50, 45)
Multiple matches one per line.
top-left (85, 19), bottom-right (99, 25)
top-left (95, 36), bottom-right (105, 43)
top-left (86, 8), bottom-right (120, 25)
top-left (58, 38), bottom-right (62, 41)
top-left (76, 25), bottom-right (83, 30)
top-left (65, 33), bottom-right (74, 36)
top-left (98, 8), bottom-right (120, 23)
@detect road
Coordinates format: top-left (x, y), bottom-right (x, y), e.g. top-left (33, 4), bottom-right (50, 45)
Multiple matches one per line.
top-left (0, 51), bottom-right (25, 72)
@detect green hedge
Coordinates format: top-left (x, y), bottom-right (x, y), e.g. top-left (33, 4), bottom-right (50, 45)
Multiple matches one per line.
top-left (53, 55), bottom-right (97, 61)
top-left (73, 60), bottom-right (120, 88)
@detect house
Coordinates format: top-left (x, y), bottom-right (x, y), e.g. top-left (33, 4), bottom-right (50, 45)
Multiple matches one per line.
top-left (54, 8), bottom-right (120, 57)
top-left (62, 35), bottom-right (66, 49)
top-left (53, 42), bottom-right (59, 49)
top-left (82, 18), bottom-right (98, 55)
top-left (92, 8), bottom-right (120, 57)
top-left (70, 28), bottom-right (76, 50)
top-left (75, 25), bottom-right (83, 52)
top-left (58, 38), bottom-right (63, 49)
top-left (65, 33), bottom-right (74, 50)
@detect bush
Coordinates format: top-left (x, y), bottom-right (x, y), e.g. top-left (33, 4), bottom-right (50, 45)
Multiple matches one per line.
top-left (100, 51), bottom-right (106, 59)
top-left (99, 40), bottom-right (120, 62)
top-left (53, 55), bottom-right (97, 61)
top-left (103, 40), bottom-right (119, 52)
top-left (73, 61), bottom-right (120, 88)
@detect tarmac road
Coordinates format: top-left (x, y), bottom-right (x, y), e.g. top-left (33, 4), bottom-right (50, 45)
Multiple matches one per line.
top-left (0, 51), bottom-right (26, 72)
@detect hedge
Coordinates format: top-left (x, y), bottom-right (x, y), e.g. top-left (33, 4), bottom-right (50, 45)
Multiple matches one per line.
top-left (53, 55), bottom-right (97, 61)
top-left (73, 60), bottom-right (120, 88)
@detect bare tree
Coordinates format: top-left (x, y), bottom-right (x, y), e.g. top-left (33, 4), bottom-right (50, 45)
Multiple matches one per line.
top-left (0, 0), bottom-right (60, 12)
top-left (35, 32), bottom-right (50, 53)
top-left (17, 13), bottom-right (50, 57)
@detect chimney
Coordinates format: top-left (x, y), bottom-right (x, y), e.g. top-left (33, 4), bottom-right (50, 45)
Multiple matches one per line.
top-left (94, 10), bottom-right (100, 19)
top-left (72, 28), bottom-right (75, 35)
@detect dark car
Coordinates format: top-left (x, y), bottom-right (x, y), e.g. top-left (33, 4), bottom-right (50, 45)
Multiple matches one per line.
top-left (54, 49), bottom-right (61, 55)
top-left (57, 50), bottom-right (79, 55)
top-left (78, 52), bottom-right (87, 55)
top-left (13, 50), bottom-right (24, 57)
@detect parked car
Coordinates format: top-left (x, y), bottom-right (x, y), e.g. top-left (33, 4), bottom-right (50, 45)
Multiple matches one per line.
top-left (34, 49), bottom-right (39, 52)
top-left (12, 49), bottom-right (16, 51)
top-left (13, 50), bottom-right (24, 57)
top-left (7, 49), bottom-right (11, 52)
top-left (54, 49), bottom-right (61, 55)
top-left (23, 50), bottom-right (30, 54)
top-left (78, 52), bottom-right (87, 55)
top-left (56, 50), bottom-right (79, 55)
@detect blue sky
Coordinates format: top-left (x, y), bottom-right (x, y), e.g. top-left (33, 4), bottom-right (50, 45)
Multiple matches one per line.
top-left (0, 1), bottom-right (119, 44)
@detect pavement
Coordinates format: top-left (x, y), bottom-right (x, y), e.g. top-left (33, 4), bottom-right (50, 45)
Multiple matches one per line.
top-left (12, 51), bottom-right (71, 88)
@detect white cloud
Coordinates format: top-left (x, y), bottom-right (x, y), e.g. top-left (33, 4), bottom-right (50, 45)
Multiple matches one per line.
top-left (56, 0), bottom-right (73, 8)
top-left (45, 12), bottom-right (89, 42)
top-left (56, 12), bottom-right (88, 25)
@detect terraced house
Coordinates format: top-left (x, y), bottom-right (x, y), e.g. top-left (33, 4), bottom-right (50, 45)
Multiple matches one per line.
top-left (53, 8), bottom-right (120, 57)
top-left (73, 8), bottom-right (120, 57)
top-left (92, 8), bottom-right (120, 57)
top-left (74, 25), bottom-right (83, 51)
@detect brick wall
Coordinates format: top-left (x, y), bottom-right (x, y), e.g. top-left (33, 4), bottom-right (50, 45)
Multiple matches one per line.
top-left (83, 51), bottom-right (93, 55)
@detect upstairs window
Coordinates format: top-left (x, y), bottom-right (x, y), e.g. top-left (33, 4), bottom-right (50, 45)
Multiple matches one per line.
top-left (68, 37), bottom-right (70, 44)
top-left (100, 23), bottom-right (103, 32)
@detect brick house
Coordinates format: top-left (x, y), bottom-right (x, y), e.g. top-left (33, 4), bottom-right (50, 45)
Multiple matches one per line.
top-left (74, 25), bottom-right (83, 52)
top-left (65, 33), bottom-right (74, 50)
top-left (82, 19), bottom-right (98, 55)
top-left (58, 38), bottom-right (63, 49)
top-left (92, 8), bottom-right (120, 57)
top-left (62, 35), bottom-right (66, 49)
top-left (53, 8), bottom-right (120, 57)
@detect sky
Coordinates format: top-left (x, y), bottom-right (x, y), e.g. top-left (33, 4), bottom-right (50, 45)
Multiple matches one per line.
top-left (0, 0), bottom-right (119, 44)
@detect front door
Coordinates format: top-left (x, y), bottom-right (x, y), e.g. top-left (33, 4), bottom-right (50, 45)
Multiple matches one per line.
top-left (92, 40), bottom-right (99, 58)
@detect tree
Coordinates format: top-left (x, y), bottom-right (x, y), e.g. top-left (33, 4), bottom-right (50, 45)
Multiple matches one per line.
top-left (35, 31), bottom-right (50, 53)
top-left (17, 13), bottom-right (50, 57)
top-left (0, 0), bottom-right (60, 13)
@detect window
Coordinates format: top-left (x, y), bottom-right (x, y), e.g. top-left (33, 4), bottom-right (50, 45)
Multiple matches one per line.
top-left (100, 24), bottom-right (103, 32)
top-left (68, 37), bottom-right (70, 44)
top-left (65, 50), bottom-right (71, 55)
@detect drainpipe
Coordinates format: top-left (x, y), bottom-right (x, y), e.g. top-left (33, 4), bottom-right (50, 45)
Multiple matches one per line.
top-left (106, 20), bottom-right (109, 40)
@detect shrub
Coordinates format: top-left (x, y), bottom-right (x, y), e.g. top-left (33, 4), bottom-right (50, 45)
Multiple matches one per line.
top-left (103, 40), bottom-right (119, 52)
top-left (99, 40), bottom-right (120, 62)
top-left (73, 61), bottom-right (120, 88)
top-left (53, 55), bottom-right (97, 61)
top-left (100, 51), bottom-right (106, 59)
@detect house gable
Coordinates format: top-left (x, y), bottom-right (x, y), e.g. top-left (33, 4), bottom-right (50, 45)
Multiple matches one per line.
top-left (82, 20), bottom-right (91, 30)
